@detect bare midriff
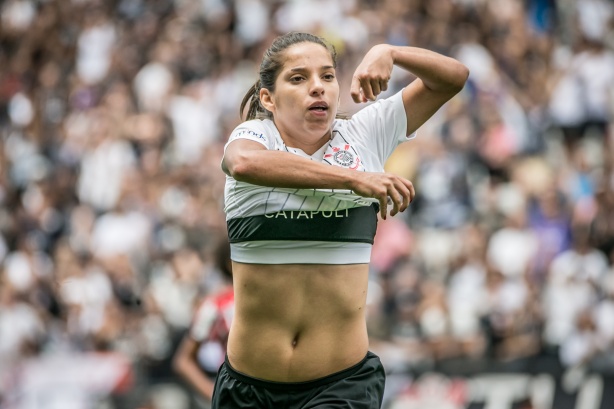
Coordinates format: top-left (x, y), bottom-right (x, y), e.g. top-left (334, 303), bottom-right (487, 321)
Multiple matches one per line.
top-left (227, 262), bottom-right (370, 382)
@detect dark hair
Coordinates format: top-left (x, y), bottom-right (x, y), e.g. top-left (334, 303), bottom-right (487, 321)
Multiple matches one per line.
top-left (240, 32), bottom-right (338, 121)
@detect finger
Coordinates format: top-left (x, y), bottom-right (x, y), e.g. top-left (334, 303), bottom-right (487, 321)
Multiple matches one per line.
top-left (402, 186), bottom-right (410, 211)
top-left (393, 180), bottom-right (411, 212)
top-left (380, 79), bottom-right (388, 92)
top-left (407, 180), bottom-right (416, 203)
top-left (350, 75), bottom-right (362, 103)
top-left (370, 79), bottom-right (381, 98)
top-left (360, 77), bottom-right (376, 101)
top-left (387, 185), bottom-right (402, 217)
top-left (401, 179), bottom-right (416, 203)
top-left (379, 196), bottom-right (387, 220)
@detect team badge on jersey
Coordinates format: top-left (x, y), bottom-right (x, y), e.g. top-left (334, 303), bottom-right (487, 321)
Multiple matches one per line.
top-left (324, 143), bottom-right (364, 171)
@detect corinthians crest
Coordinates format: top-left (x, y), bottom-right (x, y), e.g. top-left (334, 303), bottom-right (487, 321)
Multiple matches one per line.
top-left (333, 149), bottom-right (354, 166)
top-left (324, 143), bottom-right (363, 170)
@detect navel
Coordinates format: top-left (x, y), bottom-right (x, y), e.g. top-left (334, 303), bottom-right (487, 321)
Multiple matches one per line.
top-left (291, 334), bottom-right (299, 349)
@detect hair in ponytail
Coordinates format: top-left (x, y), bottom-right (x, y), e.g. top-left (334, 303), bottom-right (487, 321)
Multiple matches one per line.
top-left (239, 32), bottom-right (338, 121)
top-left (240, 80), bottom-right (265, 121)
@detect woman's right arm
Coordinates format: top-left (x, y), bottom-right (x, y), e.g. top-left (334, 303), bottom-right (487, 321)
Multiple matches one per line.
top-left (223, 139), bottom-right (415, 219)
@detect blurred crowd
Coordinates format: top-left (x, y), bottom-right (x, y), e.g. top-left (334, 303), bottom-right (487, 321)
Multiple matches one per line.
top-left (1, 0), bottom-right (613, 408)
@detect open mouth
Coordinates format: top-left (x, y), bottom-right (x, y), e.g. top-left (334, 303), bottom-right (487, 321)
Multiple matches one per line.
top-left (309, 106), bottom-right (328, 112)
top-left (308, 102), bottom-right (329, 112)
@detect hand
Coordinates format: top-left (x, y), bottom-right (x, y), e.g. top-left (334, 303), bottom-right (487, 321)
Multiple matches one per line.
top-left (350, 45), bottom-right (394, 103)
top-left (349, 171), bottom-right (415, 219)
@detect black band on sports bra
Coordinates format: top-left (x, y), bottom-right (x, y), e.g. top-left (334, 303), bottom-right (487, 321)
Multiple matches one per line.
top-left (227, 204), bottom-right (379, 244)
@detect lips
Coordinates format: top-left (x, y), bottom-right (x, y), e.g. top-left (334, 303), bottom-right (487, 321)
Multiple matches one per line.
top-left (308, 101), bottom-right (329, 111)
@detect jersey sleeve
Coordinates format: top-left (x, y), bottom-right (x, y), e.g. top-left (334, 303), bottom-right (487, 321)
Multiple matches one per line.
top-left (189, 299), bottom-right (218, 342)
top-left (222, 120), bottom-right (275, 175)
top-left (344, 88), bottom-right (415, 166)
top-left (224, 120), bottom-right (273, 151)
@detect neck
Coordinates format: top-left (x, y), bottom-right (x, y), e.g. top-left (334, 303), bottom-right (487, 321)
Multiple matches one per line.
top-left (277, 127), bottom-right (332, 155)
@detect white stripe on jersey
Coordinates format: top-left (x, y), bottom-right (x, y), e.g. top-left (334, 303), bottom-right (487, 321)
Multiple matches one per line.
top-left (224, 180), bottom-right (378, 220)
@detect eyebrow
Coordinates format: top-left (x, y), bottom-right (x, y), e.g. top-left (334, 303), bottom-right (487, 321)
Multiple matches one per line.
top-left (289, 65), bottom-right (335, 72)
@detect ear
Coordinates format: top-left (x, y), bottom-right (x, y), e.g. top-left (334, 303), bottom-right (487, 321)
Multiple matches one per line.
top-left (260, 88), bottom-right (275, 113)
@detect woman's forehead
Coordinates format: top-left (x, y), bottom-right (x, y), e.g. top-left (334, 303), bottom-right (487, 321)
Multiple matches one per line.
top-left (281, 43), bottom-right (334, 69)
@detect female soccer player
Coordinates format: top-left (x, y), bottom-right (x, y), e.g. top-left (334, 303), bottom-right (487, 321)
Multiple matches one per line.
top-left (216, 32), bottom-right (468, 408)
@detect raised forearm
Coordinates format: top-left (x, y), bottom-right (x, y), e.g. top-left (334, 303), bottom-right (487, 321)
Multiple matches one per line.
top-left (350, 44), bottom-right (468, 103)
top-left (387, 45), bottom-right (469, 92)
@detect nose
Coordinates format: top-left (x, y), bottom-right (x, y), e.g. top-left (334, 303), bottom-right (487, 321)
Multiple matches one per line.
top-left (309, 77), bottom-right (324, 96)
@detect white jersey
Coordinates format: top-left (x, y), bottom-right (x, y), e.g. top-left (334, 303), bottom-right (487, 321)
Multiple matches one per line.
top-left (222, 89), bottom-right (414, 264)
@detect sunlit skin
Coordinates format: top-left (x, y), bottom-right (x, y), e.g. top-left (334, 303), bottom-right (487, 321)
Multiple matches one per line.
top-left (222, 40), bottom-right (468, 385)
top-left (260, 42), bottom-right (340, 155)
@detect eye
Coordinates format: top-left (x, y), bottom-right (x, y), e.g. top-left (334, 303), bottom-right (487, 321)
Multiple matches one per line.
top-left (323, 74), bottom-right (335, 81)
top-left (290, 76), bottom-right (305, 82)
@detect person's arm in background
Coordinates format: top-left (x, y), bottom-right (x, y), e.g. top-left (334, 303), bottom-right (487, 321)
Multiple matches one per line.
top-left (172, 335), bottom-right (216, 400)
top-left (350, 45), bottom-right (469, 135)
top-left (172, 297), bottom-right (223, 400)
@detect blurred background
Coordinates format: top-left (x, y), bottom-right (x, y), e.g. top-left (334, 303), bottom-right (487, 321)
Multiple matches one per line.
top-left (1, 0), bottom-right (614, 408)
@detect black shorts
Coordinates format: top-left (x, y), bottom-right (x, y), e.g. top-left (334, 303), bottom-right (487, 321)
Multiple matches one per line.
top-left (211, 351), bottom-right (385, 409)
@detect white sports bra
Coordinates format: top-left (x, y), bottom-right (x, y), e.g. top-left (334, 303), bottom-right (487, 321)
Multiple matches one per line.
top-left (227, 204), bottom-right (379, 265)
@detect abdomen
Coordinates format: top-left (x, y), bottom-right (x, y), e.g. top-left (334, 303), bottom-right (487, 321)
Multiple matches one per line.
top-left (227, 262), bottom-right (370, 382)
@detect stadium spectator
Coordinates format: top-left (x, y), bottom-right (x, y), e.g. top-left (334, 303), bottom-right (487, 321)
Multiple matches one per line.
top-left (172, 239), bottom-right (234, 406)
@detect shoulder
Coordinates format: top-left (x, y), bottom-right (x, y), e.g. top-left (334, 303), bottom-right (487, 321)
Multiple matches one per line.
top-left (342, 88), bottom-right (405, 124)
top-left (228, 119), bottom-right (280, 147)
top-left (231, 119), bottom-right (268, 139)
top-left (362, 88), bottom-right (405, 115)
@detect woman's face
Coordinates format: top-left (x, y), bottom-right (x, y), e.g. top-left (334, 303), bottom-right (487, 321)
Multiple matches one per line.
top-left (260, 42), bottom-right (340, 146)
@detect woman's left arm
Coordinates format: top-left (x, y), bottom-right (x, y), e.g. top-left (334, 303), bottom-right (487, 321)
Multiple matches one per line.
top-left (350, 45), bottom-right (469, 135)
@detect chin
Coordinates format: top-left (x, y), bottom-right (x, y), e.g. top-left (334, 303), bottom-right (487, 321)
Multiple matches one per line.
top-left (310, 116), bottom-right (334, 127)
top-left (308, 123), bottom-right (332, 135)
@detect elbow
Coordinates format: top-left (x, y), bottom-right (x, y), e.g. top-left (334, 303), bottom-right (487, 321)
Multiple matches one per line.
top-left (458, 64), bottom-right (470, 89)
top-left (426, 62), bottom-right (469, 95)
top-left (225, 152), bottom-right (256, 182)
top-left (172, 356), bottom-right (182, 375)
top-left (446, 63), bottom-right (470, 94)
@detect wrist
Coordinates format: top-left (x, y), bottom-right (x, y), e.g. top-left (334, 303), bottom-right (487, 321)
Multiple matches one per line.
top-left (389, 46), bottom-right (398, 65)
top-left (372, 44), bottom-right (395, 61)
top-left (335, 166), bottom-right (355, 190)
top-left (339, 168), bottom-right (359, 191)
